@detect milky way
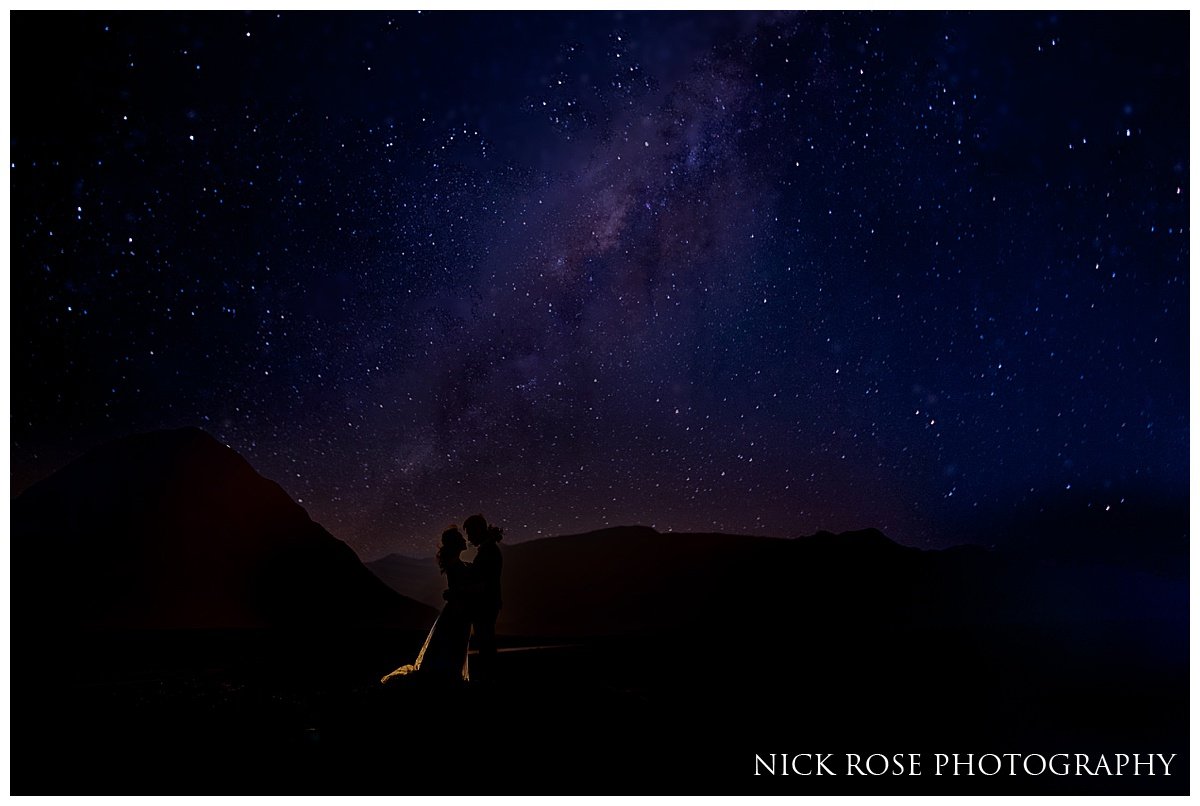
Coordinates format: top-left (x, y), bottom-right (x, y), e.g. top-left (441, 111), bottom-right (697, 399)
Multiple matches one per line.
top-left (12, 12), bottom-right (1188, 557)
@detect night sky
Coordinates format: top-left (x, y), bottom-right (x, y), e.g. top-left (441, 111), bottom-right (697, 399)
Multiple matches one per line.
top-left (11, 11), bottom-right (1189, 559)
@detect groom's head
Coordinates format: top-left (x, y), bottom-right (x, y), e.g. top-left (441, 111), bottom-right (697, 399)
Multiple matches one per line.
top-left (463, 514), bottom-right (488, 546)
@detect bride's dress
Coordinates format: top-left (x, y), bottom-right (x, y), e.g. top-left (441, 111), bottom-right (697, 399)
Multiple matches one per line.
top-left (381, 559), bottom-right (472, 683)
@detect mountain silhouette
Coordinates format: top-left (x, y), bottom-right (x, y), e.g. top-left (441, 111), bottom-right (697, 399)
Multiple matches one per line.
top-left (370, 525), bottom-right (952, 635)
top-left (13, 427), bottom-right (435, 630)
top-left (369, 523), bottom-right (1186, 648)
top-left (10, 434), bottom-right (1187, 795)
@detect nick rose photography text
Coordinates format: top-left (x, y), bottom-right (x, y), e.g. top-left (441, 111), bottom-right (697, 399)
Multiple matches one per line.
top-left (754, 753), bottom-right (1178, 777)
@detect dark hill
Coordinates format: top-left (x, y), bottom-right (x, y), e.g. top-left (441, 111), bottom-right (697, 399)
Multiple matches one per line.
top-left (370, 525), bottom-right (960, 636)
top-left (369, 522), bottom-right (1185, 651)
top-left (499, 525), bottom-right (793, 635)
top-left (13, 427), bottom-right (435, 630)
top-left (497, 525), bottom-right (1048, 637)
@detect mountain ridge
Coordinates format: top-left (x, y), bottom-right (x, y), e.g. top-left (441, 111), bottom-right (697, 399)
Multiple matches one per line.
top-left (13, 427), bottom-right (435, 631)
top-left (368, 522), bottom-right (976, 636)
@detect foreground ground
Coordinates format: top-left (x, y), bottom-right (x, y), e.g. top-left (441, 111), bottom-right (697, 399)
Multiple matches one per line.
top-left (16, 620), bottom-right (1187, 795)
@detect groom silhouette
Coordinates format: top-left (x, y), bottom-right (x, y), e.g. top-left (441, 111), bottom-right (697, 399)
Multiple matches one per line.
top-left (463, 514), bottom-right (502, 683)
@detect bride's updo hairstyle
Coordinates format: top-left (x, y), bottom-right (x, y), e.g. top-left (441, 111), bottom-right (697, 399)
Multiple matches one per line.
top-left (436, 526), bottom-right (466, 573)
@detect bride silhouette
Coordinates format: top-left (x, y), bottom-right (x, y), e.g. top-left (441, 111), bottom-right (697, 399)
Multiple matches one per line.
top-left (381, 526), bottom-right (473, 683)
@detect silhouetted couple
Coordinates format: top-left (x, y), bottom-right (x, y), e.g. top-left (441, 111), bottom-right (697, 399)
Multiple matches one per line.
top-left (381, 514), bottom-right (503, 685)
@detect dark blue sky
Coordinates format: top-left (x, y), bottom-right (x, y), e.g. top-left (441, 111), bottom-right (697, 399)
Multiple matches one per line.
top-left (12, 12), bottom-right (1188, 558)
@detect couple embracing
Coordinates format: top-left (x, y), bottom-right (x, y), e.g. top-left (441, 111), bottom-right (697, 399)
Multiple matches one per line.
top-left (381, 514), bottom-right (502, 685)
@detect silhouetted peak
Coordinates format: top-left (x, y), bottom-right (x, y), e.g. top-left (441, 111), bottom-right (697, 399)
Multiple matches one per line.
top-left (802, 527), bottom-right (906, 552)
top-left (22, 427), bottom-right (249, 496)
top-left (14, 426), bottom-right (434, 629)
top-left (98, 425), bottom-right (234, 461)
top-left (101, 426), bottom-right (258, 478)
top-left (514, 524), bottom-right (660, 550)
top-left (580, 524), bottom-right (661, 540)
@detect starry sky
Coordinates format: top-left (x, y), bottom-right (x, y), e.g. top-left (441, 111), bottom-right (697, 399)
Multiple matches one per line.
top-left (11, 11), bottom-right (1189, 559)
